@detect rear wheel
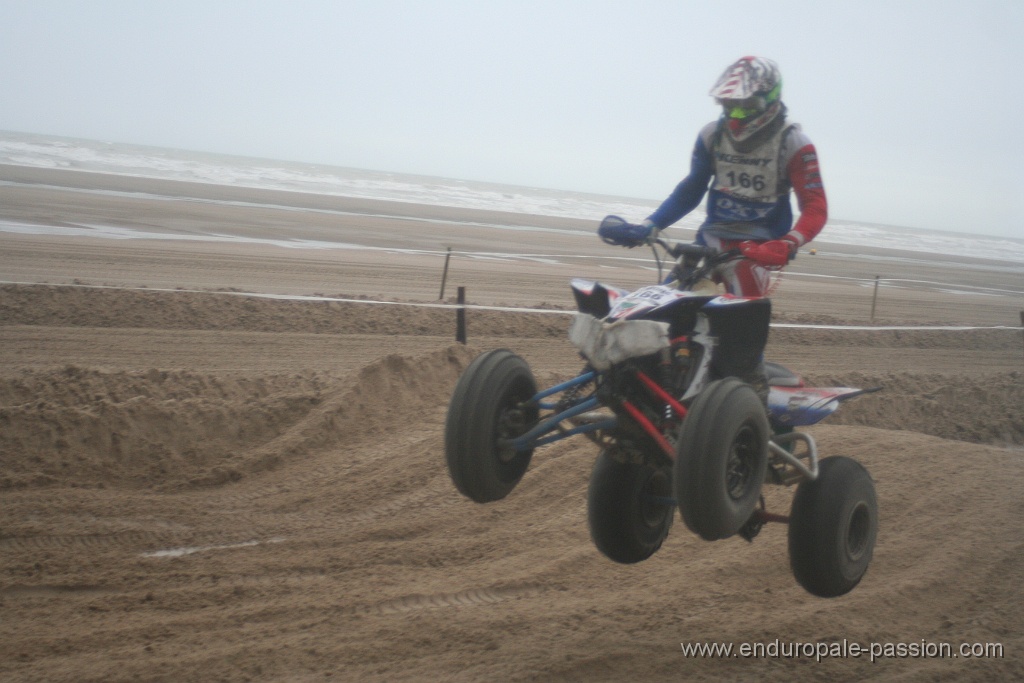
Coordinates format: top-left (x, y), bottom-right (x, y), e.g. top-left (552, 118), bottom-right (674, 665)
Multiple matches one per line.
top-left (788, 456), bottom-right (878, 597)
top-left (673, 378), bottom-right (769, 541)
top-left (588, 449), bottom-right (674, 564)
top-left (444, 350), bottom-right (539, 503)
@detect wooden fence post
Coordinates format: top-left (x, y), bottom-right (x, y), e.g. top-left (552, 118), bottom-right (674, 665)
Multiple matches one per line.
top-left (439, 247), bottom-right (452, 300)
top-left (456, 286), bottom-right (467, 344)
top-left (870, 276), bottom-right (880, 321)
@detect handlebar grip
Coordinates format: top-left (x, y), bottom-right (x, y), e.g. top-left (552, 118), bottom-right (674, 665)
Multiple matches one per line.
top-left (670, 243), bottom-right (718, 260)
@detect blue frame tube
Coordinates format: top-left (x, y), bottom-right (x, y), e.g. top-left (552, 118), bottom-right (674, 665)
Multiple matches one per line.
top-left (529, 418), bottom-right (618, 448)
top-left (526, 371), bottom-right (596, 405)
top-left (502, 396), bottom-right (601, 451)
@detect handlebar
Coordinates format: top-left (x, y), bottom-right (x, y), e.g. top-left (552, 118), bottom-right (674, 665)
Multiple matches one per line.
top-left (657, 239), bottom-right (740, 265)
top-left (660, 240), bottom-right (715, 261)
top-left (598, 216), bottom-right (745, 287)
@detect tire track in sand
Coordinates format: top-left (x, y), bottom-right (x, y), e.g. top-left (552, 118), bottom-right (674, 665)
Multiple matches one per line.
top-left (0, 529), bottom-right (253, 553)
top-left (345, 583), bottom-right (546, 616)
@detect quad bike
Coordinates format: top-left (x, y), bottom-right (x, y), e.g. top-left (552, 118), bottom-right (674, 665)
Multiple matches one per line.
top-left (444, 216), bottom-right (880, 598)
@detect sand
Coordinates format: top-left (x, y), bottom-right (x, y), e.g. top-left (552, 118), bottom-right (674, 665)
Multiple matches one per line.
top-left (1, 166), bottom-right (1022, 682)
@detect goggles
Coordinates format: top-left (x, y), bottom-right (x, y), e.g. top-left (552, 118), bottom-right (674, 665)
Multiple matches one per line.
top-left (723, 102), bottom-right (762, 120)
top-left (719, 82), bottom-right (782, 120)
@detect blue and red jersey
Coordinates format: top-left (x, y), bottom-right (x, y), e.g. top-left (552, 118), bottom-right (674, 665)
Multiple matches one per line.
top-left (646, 119), bottom-right (827, 248)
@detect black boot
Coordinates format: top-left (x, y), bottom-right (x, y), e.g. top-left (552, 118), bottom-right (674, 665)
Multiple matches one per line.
top-left (739, 360), bottom-right (770, 407)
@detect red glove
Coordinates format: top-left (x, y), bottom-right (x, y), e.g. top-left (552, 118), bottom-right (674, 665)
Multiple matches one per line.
top-left (740, 239), bottom-right (793, 267)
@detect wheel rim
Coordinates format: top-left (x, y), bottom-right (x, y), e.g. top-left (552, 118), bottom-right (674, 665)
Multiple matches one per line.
top-left (845, 501), bottom-right (872, 561)
top-left (725, 423), bottom-right (759, 501)
top-left (496, 407), bottom-right (526, 463)
top-left (494, 378), bottom-right (537, 465)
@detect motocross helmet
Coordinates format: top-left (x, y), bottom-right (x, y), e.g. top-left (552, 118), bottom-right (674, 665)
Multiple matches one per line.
top-left (709, 56), bottom-right (784, 147)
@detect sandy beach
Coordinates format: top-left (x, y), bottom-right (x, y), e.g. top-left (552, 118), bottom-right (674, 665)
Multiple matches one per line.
top-left (1, 165), bottom-right (1022, 682)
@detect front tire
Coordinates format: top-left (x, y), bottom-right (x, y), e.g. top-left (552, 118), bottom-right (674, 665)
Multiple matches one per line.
top-left (673, 378), bottom-right (769, 541)
top-left (788, 456), bottom-right (878, 598)
top-left (587, 450), bottom-right (674, 564)
top-left (444, 349), bottom-right (539, 503)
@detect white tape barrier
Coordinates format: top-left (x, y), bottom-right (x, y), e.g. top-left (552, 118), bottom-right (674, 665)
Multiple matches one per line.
top-left (1, 280), bottom-right (1021, 331)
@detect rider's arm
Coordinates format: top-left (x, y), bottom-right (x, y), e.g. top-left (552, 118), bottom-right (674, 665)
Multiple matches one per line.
top-left (784, 142), bottom-right (828, 248)
top-left (645, 126), bottom-right (715, 230)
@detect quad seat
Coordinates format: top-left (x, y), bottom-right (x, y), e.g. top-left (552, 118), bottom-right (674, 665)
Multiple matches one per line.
top-left (764, 361), bottom-right (803, 387)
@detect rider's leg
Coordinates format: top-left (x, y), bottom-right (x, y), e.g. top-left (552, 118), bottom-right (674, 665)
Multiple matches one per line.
top-left (709, 244), bottom-right (772, 404)
top-left (744, 360), bottom-right (770, 406)
top-left (714, 256), bottom-right (772, 298)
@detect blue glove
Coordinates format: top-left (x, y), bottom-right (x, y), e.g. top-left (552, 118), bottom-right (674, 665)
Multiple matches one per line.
top-left (598, 215), bottom-right (656, 248)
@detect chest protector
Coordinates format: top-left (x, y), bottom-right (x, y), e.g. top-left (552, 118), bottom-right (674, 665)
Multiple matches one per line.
top-left (704, 122), bottom-right (796, 241)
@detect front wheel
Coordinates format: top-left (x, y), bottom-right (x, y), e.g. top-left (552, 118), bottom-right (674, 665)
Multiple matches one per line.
top-left (444, 349), bottom-right (539, 503)
top-left (673, 378), bottom-right (769, 541)
top-left (587, 450), bottom-right (674, 564)
top-left (788, 456), bottom-right (878, 598)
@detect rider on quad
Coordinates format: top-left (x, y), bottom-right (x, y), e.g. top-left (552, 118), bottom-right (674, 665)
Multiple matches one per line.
top-left (641, 55), bottom-right (827, 294)
top-left (611, 56), bottom-right (828, 399)
top-left (446, 65), bottom-right (878, 594)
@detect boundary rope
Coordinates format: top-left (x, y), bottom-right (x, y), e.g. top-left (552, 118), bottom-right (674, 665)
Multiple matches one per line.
top-left (2, 280), bottom-right (1021, 331)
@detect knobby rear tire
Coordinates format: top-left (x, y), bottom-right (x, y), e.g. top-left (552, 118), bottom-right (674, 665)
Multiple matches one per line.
top-left (788, 455), bottom-right (878, 598)
top-left (587, 450), bottom-right (674, 564)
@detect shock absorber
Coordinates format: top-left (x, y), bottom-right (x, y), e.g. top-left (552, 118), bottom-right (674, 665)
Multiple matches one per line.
top-left (658, 347), bottom-right (674, 395)
top-left (670, 335), bottom-right (691, 395)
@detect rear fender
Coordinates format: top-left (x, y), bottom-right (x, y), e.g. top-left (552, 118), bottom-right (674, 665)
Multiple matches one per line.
top-left (768, 386), bottom-right (879, 427)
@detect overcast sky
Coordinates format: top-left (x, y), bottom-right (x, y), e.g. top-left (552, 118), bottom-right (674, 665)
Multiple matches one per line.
top-left (1, 0), bottom-right (1022, 239)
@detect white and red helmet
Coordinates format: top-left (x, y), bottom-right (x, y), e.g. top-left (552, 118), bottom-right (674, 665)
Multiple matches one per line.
top-left (709, 56), bottom-right (783, 117)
